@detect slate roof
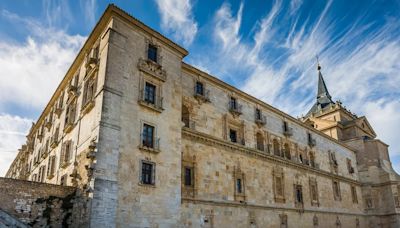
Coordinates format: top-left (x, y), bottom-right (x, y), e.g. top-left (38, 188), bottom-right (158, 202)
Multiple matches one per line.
top-left (305, 64), bottom-right (335, 117)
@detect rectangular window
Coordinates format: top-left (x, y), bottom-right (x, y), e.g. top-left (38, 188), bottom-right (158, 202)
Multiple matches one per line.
top-left (283, 121), bottom-right (288, 131)
top-left (347, 158), bottom-right (354, 174)
top-left (229, 129), bottom-right (237, 143)
top-left (141, 161), bottom-right (155, 185)
top-left (142, 124), bottom-right (154, 148)
top-left (333, 180), bottom-right (341, 201)
top-left (82, 76), bottom-right (97, 107)
top-left (275, 176), bottom-right (283, 196)
top-left (230, 97), bottom-right (237, 109)
top-left (310, 181), bottom-right (319, 204)
top-left (295, 185), bottom-right (303, 204)
top-left (351, 186), bottom-right (358, 203)
top-left (147, 44), bottom-right (158, 62)
top-left (236, 178), bottom-right (242, 193)
top-left (256, 108), bottom-right (261, 120)
top-left (195, 81), bottom-right (204, 95)
top-left (144, 82), bottom-right (156, 104)
top-left (184, 166), bottom-right (194, 186)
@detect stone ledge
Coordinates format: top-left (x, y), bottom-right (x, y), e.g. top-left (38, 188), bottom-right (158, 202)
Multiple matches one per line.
top-left (182, 128), bottom-right (361, 186)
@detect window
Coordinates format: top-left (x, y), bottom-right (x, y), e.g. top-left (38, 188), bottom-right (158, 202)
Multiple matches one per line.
top-left (64, 102), bottom-right (76, 128)
top-left (294, 185), bottom-right (303, 207)
top-left (351, 186), bottom-right (358, 203)
top-left (273, 169), bottom-right (285, 203)
top-left (283, 121), bottom-right (288, 131)
top-left (309, 152), bottom-right (316, 168)
top-left (60, 174), bottom-right (67, 186)
top-left (230, 97), bottom-right (237, 110)
top-left (195, 81), bottom-right (204, 96)
top-left (61, 140), bottom-right (73, 167)
top-left (144, 82), bottom-right (156, 104)
top-left (182, 105), bottom-right (190, 128)
top-left (332, 180), bottom-right (341, 201)
top-left (142, 124), bottom-right (154, 148)
top-left (184, 166), bottom-right (194, 187)
top-left (309, 178), bottom-right (319, 206)
top-left (283, 143), bottom-right (291, 159)
top-left (255, 108), bottom-right (261, 120)
top-left (147, 44), bottom-right (158, 62)
top-left (279, 214), bottom-right (288, 228)
top-left (229, 129), bottom-right (237, 143)
top-left (82, 75), bottom-right (97, 108)
top-left (141, 161), bottom-right (155, 185)
top-left (273, 139), bottom-right (280, 156)
top-left (236, 178), bottom-right (243, 193)
top-left (256, 133), bottom-right (264, 151)
top-left (347, 158), bottom-right (354, 174)
top-left (47, 155), bottom-right (56, 178)
top-left (329, 151), bottom-right (338, 173)
top-left (234, 167), bottom-right (245, 202)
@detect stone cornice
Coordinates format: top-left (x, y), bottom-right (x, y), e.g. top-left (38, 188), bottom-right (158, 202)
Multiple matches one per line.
top-left (182, 198), bottom-right (365, 217)
top-left (181, 63), bottom-right (357, 153)
top-left (182, 128), bottom-right (361, 186)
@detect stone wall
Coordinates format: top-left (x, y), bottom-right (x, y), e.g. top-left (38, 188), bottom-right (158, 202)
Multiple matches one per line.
top-left (0, 177), bottom-right (85, 227)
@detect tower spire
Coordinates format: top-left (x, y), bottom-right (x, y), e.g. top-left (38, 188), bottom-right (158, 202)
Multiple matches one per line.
top-left (304, 57), bottom-right (335, 117)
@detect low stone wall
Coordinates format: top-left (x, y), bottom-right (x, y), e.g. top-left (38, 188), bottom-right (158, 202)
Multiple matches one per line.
top-left (0, 177), bottom-right (79, 227)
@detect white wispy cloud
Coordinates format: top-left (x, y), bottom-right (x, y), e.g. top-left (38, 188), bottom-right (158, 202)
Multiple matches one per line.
top-left (0, 114), bottom-right (33, 176)
top-left (80, 0), bottom-right (97, 26)
top-left (194, 1), bottom-right (400, 171)
top-left (0, 10), bottom-right (85, 176)
top-left (155, 0), bottom-right (198, 46)
top-left (0, 10), bottom-right (86, 111)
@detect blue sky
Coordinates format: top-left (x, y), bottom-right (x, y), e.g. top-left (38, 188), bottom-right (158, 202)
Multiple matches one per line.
top-left (0, 0), bottom-right (400, 176)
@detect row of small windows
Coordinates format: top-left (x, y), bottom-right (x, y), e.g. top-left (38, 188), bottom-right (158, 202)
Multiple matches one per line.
top-left (28, 46), bottom-right (99, 175)
top-left (139, 159), bottom-right (359, 206)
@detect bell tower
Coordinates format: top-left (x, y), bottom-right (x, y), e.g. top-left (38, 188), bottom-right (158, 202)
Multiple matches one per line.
top-left (302, 60), bottom-right (400, 227)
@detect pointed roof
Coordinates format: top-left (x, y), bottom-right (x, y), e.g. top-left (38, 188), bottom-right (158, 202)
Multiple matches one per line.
top-left (305, 63), bottom-right (335, 117)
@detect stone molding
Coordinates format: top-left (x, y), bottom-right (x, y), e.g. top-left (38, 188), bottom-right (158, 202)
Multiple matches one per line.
top-left (182, 128), bottom-right (361, 186)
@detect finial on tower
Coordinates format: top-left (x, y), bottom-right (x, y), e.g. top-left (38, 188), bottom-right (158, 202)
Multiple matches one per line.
top-left (316, 55), bottom-right (321, 71)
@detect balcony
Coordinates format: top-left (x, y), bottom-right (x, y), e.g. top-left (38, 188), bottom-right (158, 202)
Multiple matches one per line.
top-left (283, 127), bottom-right (293, 137)
top-left (139, 134), bottom-right (160, 153)
top-left (64, 122), bottom-right (74, 133)
top-left (228, 103), bottom-right (242, 117)
top-left (138, 90), bottom-right (164, 113)
top-left (81, 100), bottom-right (95, 115)
top-left (67, 85), bottom-right (78, 100)
top-left (255, 114), bottom-right (267, 126)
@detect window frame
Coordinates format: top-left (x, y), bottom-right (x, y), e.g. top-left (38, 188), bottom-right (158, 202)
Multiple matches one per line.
top-left (140, 160), bottom-right (156, 186)
top-left (147, 44), bottom-right (158, 63)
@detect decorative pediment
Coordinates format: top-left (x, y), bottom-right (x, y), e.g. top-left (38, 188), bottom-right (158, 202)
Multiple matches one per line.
top-left (138, 58), bottom-right (166, 81)
top-left (356, 116), bottom-right (377, 138)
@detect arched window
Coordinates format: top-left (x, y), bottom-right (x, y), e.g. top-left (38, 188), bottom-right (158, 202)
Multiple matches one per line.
top-left (182, 105), bottom-right (190, 128)
top-left (273, 139), bottom-right (280, 156)
top-left (284, 143), bottom-right (291, 159)
top-left (256, 133), bottom-right (264, 151)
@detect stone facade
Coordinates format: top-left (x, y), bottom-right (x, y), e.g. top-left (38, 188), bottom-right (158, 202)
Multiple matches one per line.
top-left (4, 4), bottom-right (400, 228)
